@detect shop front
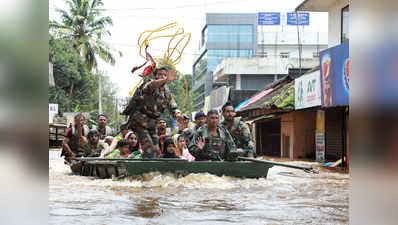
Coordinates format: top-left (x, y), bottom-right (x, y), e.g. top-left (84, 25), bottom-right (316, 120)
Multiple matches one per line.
top-left (319, 42), bottom-right (349, 168)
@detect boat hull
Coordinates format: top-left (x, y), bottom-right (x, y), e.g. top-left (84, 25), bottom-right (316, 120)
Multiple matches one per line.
top-left (70, 158), bottom-right (273, 179)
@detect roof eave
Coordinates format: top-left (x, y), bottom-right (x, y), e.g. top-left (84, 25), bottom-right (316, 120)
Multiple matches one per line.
top-left (295, 0), bottom-right (332, 12)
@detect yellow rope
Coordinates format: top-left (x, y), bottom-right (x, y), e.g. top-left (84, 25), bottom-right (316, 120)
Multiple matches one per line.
top-left (129, 22), bottom-right (191, 122)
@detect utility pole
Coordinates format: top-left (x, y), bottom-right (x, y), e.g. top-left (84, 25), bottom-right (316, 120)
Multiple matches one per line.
top-left (98, 70), bottom-right (102, 114)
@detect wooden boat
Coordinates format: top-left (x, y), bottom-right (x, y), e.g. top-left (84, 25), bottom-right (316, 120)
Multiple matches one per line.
top-left (69, 157), bottom-right (317, 179)
top-left (69, 157), bottom-right (274, 179)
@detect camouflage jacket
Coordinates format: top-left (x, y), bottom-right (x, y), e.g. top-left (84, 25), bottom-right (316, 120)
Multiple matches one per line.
top-left (84, 142), bottom-right (108, 157)
top-left (127, 79), bottom-right (178, 119)
top-left (188, 124), bottom-right (237, 161)
top-left (181, 123), bottom-right (200, 146)
top-left (221, 117), bottom-right (254, 150)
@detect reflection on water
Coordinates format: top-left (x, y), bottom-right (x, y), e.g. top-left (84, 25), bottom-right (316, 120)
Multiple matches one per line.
top-left (49, 150), bottom-right (349, 225)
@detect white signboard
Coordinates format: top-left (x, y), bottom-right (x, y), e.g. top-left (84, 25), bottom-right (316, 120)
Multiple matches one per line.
top-left (315, 133), bottom-right (325, 162)
top-left (49, 104), bottom-right (58, 123)
top-left (294, 71), bottom-right (322, 110)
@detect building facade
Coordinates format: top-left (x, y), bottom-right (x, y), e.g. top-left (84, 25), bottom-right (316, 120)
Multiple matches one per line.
top-left (192, 13), bottom-right (258, 111)
top-left (193, 12), bottom-right (328, 111)
top-left (296, 0), bottom-right (349, 170)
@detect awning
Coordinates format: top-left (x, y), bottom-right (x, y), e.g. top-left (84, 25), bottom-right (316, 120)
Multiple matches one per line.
top-left (245, 114), bottom-right (277, 123)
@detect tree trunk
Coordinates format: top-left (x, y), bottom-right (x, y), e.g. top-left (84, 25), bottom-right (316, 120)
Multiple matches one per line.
top-left (98, 72), bottom-right (102, 114)
top-left (67, 81), bottom-right (74, 112)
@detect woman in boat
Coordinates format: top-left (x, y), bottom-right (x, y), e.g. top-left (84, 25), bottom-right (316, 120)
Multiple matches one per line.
top-left (174, 134), bottom-right (195, 162)
top-left (159, 138), bottom-right (179, 159)
top-left (125, 131), bottom-right (142, 158)
top-left (108, 139), bottom-right (134, 158)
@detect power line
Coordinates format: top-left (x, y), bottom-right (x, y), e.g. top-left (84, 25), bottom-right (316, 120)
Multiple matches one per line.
top-left (101, 0), bottom-right (253, 11)
top-left (108, 42), bottom-right (201, 56)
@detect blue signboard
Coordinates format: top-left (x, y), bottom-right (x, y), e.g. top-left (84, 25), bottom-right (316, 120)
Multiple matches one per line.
top-left (287, 12), bottom-right (309, 25)
top-left (319, 42), bottom-right (349, 107)
top-left (258, 12), bottom-right (280, 25)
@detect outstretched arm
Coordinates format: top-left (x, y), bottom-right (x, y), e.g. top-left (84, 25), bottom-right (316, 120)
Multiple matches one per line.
top-left (147, 69), bottom-right (178, 90)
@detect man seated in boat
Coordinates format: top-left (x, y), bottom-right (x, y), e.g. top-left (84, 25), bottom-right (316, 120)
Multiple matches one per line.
top-left (188, 109), bottom-right (238, 161)
top-left (85, 130), bottom-right (108, 157)
top-left (122, 67), bottom-right (183, 158)
top-left (61, 113), bottom-right (88, 161)
top-left (91, 114), bottom-right (115, 140)
top-left (101, 122), bottom-right (131, 157)
top-left (156, 118), bottom-right (167, 136)
top-left (221, 102), bottom-right (255, 158)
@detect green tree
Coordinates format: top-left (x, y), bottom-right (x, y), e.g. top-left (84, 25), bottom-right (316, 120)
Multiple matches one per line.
top-left (161, 74), bottom-right (194, 126)
top-left (49, 0), bottom-right (121, 71)
top-left (49, 36), bottom-right (122, 130)
top-left (49, 36), bottom-right (97, 112)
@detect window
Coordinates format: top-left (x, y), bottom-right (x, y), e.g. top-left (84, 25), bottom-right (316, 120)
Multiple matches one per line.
top-left (341, 5), bottom-right (349, 43)
top-left (207, 25), bottom-right (253, 43)
top-left (313, 52), bottom-right (320, 58)
top-left (280, 52), bottom-right (290, 58)
top-left (201, 26), bottom-right (208, 47)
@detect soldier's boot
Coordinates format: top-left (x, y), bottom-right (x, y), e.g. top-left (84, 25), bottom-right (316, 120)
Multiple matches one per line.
top-left (226, 151), bottom-right (239, 161)
top-left (136, 129), bottom-right (155, 158)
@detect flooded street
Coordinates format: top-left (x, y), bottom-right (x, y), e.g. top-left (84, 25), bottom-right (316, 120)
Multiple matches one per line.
top-left (49, 149), bottom-right (349, 224)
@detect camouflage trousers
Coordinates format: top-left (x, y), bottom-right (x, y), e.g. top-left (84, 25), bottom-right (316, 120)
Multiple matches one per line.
top-left (128, 111), bottom-right (160, 158)
top-left (237, 147), bottom-right (254, 157)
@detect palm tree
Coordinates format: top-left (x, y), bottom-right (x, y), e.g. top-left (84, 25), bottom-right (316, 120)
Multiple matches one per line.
top-left (50, 0), bottom-right (122, 113)
top-left (50, 0), bottom-right (121, 71)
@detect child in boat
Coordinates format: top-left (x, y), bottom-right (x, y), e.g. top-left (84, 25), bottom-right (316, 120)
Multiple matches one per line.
top-left (108, 139), bottom-right (134, 158)
top-left (174, 134), bottom-right (195, 162)
top-left (159, 138), bottom-right (179, 159)
top-left (125, 131), bottom-right (142, 158)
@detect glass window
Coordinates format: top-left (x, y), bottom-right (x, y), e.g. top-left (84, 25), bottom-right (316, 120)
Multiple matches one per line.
top-left (201, 26), bottom-right (208, 47)
top-left (341, 5), bottom-right (349, 43)
top-left (313, 52), bottom-right (319, 58)
top-left (194, 52), bottom-right (208, 80)
top-left (207, 25), bottom-right (253, 43)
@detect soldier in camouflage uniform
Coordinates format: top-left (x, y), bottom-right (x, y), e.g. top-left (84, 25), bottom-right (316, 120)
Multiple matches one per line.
top-left (122, 67), bottom-right (182, 158)
top-left (221, 102), bottom-right (255, 157)
top-left (189, 110), bottom-right (238, 161)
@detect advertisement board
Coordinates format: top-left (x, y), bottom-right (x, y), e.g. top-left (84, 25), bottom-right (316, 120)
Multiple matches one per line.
top-left (315, 110), bottom-right (325, 162)
top-left (294, 70), bottom-right (322, 109)
top-left (320, 42), bottom-right (349, 107)
top-left (210, 86), bottom-right (230, 110)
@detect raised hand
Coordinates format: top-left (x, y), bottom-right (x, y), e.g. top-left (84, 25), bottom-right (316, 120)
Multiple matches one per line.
top-left (166, 69), bottom-right (178, 82)
top-left (196, 136), bottom-right (205, 150)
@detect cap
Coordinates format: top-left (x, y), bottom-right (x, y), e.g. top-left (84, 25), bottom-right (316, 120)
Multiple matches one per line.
top-left (182, 114), bottom-right (190, 120)
top-left (194, 112), bottom-right (206, 120)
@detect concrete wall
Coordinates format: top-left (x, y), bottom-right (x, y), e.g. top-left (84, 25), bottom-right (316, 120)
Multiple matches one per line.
top-left (280, 110), bottom-right (316, 159)
top-left (328, 0), bottom-right (349, 47)
top-left (214, 57), bottom-right (319, 82)
top-left (292, 110), bottom-right (316, 158)
top-left (280, 113), bottom-right (294, 158)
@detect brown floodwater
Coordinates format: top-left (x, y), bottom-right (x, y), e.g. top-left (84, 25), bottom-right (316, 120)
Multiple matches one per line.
top-left (49, 149), bottom-right (349, 225)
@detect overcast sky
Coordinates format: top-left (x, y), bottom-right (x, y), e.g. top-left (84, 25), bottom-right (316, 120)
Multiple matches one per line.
top-left (49, 0), bottom-right (328, 98)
